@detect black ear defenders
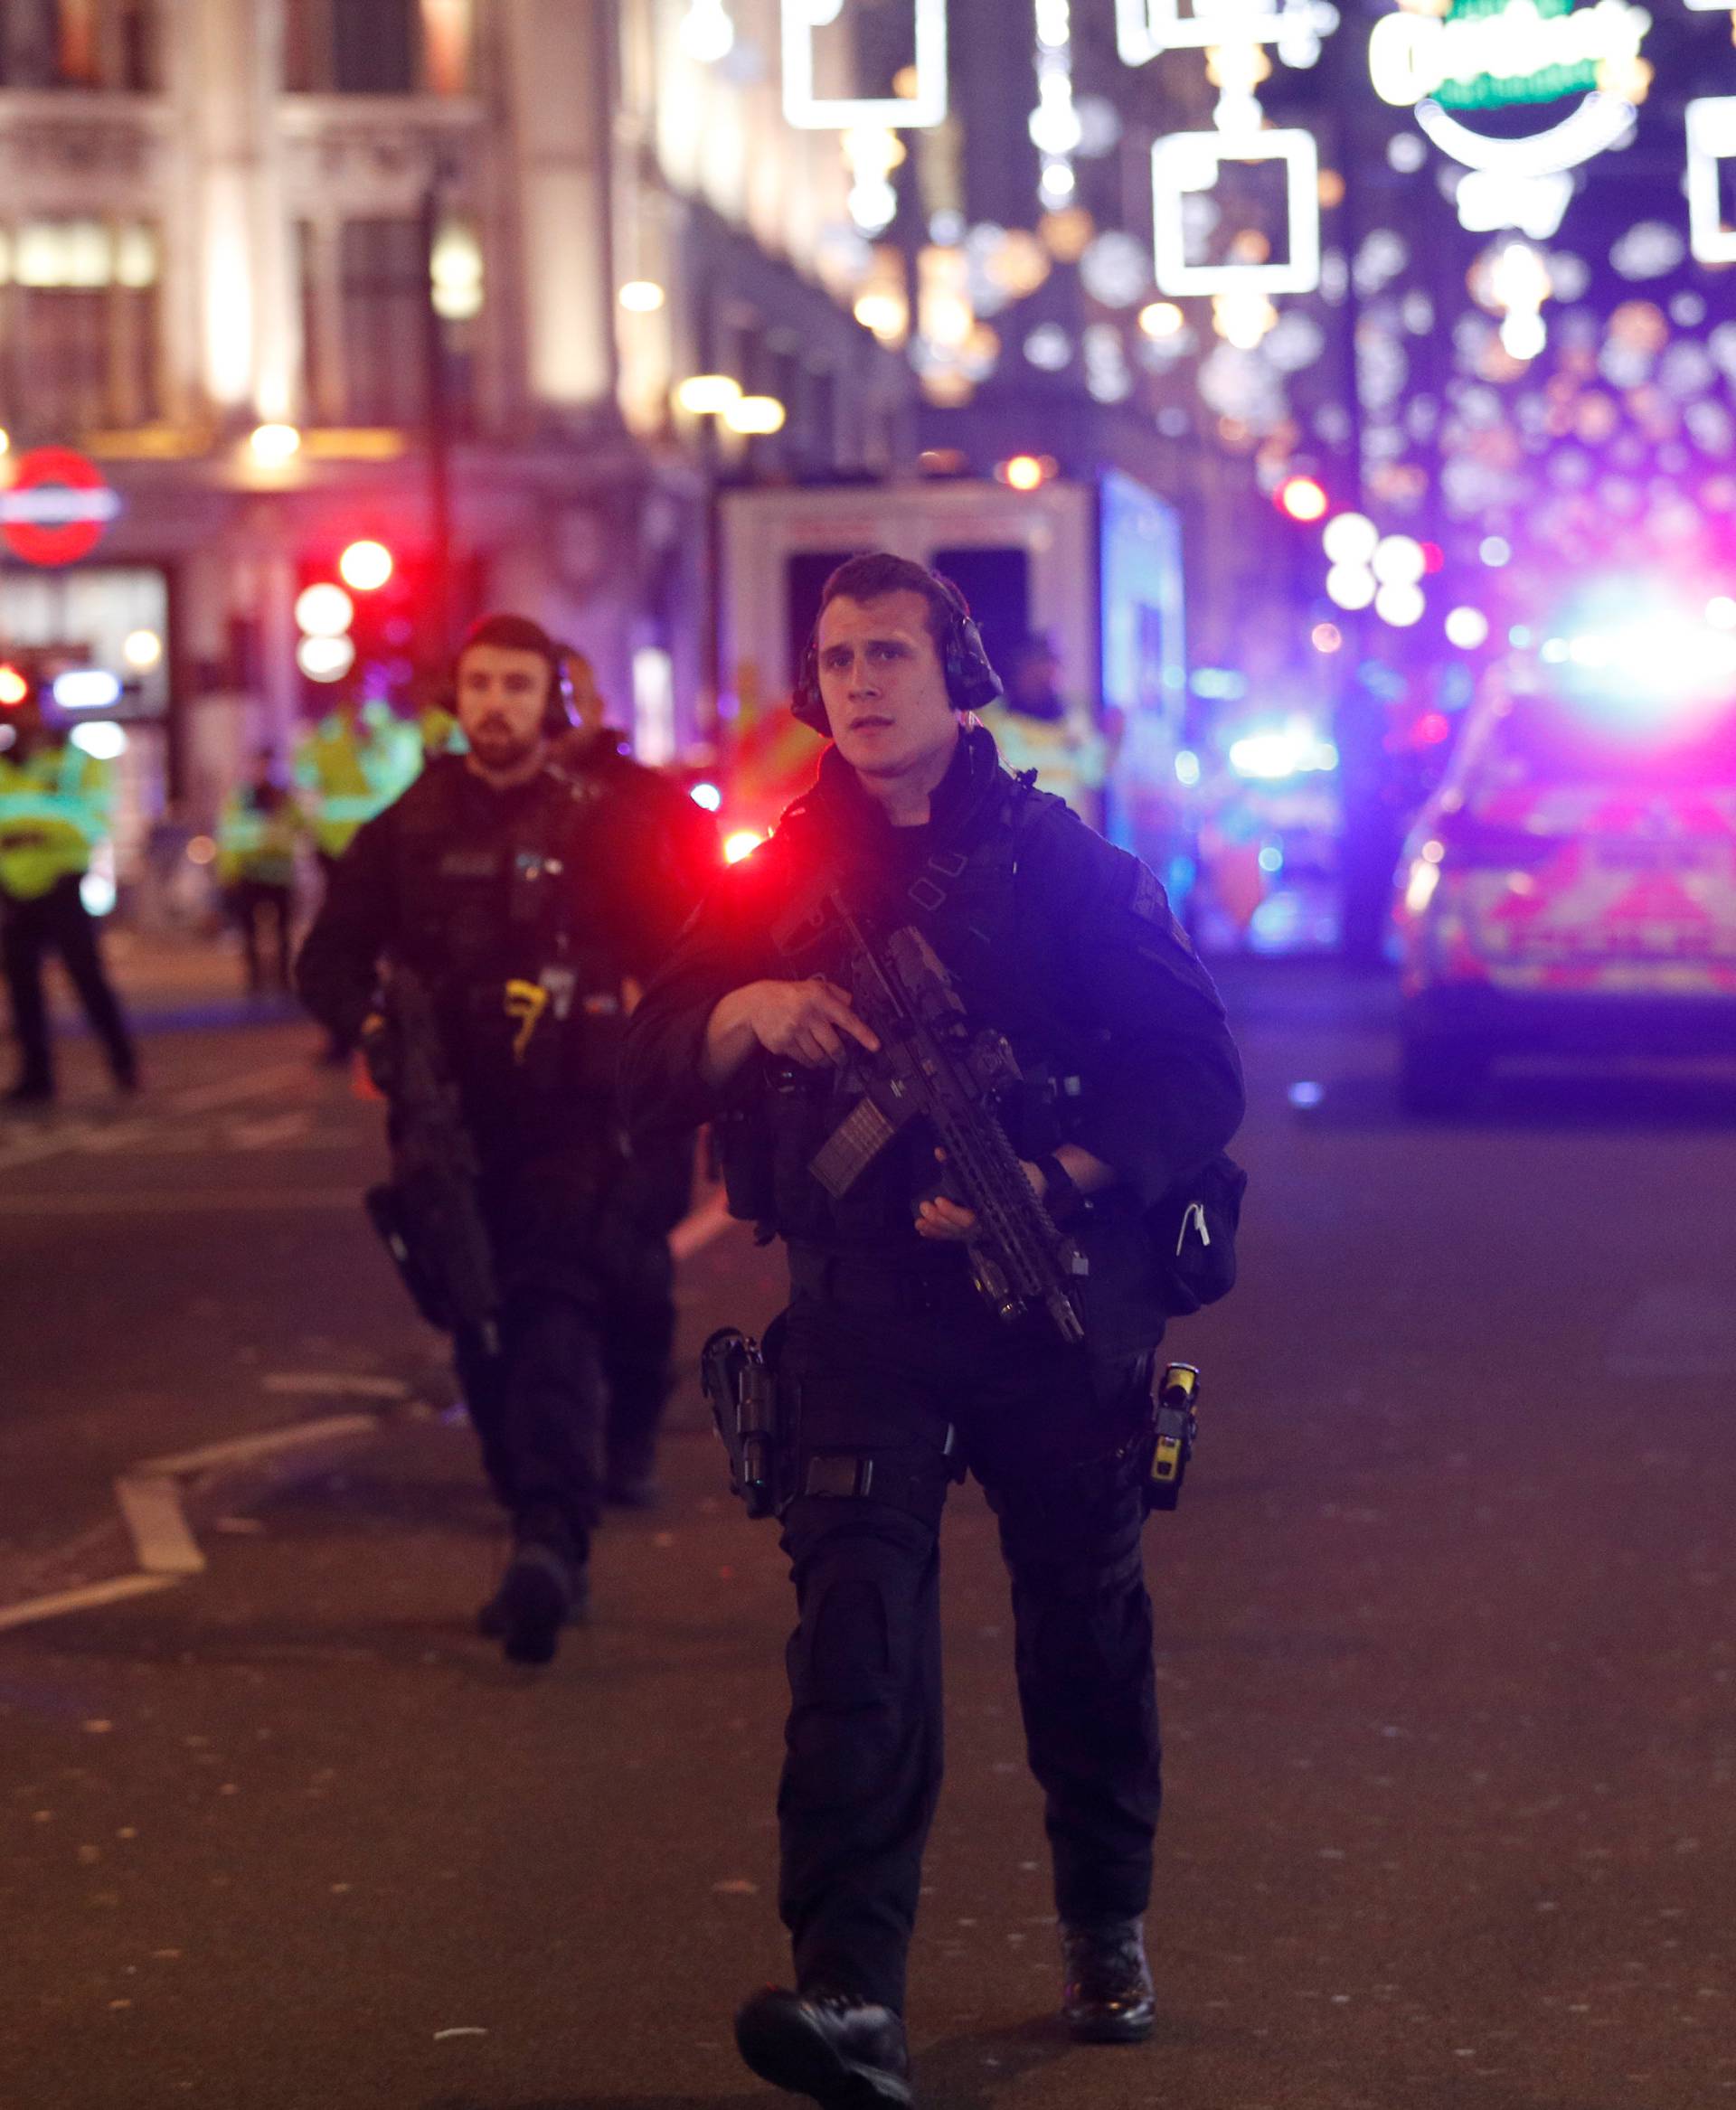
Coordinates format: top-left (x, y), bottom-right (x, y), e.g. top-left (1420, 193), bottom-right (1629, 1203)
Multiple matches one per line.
top-left (791, 572), bottom-right (1005, 733)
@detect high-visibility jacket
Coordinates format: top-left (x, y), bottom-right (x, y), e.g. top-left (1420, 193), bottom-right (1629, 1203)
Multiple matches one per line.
top-left (985, 704), bottom-right (1109, 815)
top-left (0, 740), bottom-right (112, 902)
top-left (294, 703), bottom-right (404, 859)
top-left (217, 784), bottom-right (303, 888)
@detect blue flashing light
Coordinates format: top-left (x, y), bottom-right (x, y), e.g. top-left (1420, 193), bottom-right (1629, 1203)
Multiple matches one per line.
top-left (1189, 667), bottom-right (1248, 702)
top-left (1175, 749), bottom-right (1202, 787)
top-left (52, 668), bottom-right (122, 711)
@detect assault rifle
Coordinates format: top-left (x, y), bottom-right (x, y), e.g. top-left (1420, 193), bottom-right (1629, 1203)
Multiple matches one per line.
top-left (364, 964), bottom-right (500, 1356)
top-left (811, 898), bottom-right (1089, 1344)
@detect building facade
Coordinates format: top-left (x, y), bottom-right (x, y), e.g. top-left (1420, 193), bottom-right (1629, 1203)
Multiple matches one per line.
top-left (0, 0), bottom-right (911, 854)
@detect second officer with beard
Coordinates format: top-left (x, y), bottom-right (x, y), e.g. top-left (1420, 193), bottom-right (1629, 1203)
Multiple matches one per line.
top-left (297, 615), bottom-right (706, 1663)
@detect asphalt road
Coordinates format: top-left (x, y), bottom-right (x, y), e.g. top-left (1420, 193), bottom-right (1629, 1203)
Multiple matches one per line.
top-left (2, 957), bottom-right (1733, 2110)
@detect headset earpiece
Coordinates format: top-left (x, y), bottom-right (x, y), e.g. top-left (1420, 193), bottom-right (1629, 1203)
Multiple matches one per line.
top-left (788, 567), bottom-right (1005, 731)
top-left (792, 636), bottom-right (828, 733)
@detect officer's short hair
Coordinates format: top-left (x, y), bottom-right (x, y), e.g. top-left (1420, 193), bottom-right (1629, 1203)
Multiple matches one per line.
top-left (458, 613), bottom-right (560, 696)
top-left (818, 553), bottom-right (958, 663)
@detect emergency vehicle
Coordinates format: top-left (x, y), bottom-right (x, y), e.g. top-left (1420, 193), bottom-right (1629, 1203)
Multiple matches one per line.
top-left (1393, 600), bottom-right (1736, 1112)
top-left (712, 473), bottom-right (1188, 881)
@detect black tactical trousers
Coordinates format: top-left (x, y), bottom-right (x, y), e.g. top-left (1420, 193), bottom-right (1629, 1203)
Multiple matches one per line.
top-left (228, 879), bottom-right (294, 994)
top-left (455, 1288), bottom-right (607, 1565)
top-left (452, 1146), bottom-right (678, 1559)
top-left (2, 875), bottom-right (137, 1094)
top-left (773, 1267), bottom-right (1161, 2016)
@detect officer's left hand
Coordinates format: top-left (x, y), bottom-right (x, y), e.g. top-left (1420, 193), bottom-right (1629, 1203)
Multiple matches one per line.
top-left (914, 1150), bottom-right (1044, 1244)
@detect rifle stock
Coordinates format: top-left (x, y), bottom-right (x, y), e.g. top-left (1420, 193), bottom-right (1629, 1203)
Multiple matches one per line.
top-left (367, 964), bottom-right (500, 1355)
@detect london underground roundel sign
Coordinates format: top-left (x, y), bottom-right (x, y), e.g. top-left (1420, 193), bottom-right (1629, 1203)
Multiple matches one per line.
top-left (0, 447), bottom-right (123, 567)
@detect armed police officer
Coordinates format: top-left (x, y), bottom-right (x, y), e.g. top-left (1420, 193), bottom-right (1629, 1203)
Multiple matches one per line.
top-left (297, 614), bottom-right (705, 1663)
top-left (620, 555), bottom-right (1244, 2106)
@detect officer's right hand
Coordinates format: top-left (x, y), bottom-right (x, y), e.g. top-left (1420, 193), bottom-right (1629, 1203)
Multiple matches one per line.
top-left (741, 978), bottom-right (880, 1068)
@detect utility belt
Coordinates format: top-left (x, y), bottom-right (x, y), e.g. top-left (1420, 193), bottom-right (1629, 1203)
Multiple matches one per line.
top-left (701, 1312), bottom-right (1205, 1524)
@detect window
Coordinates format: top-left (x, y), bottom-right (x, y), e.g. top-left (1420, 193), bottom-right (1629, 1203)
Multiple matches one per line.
top-left (284, 0), bottom-right (472, 95)
top-left (0, 1), bottom-right (157, 90)
top-left (0, 217), bottom-right (161, 434)
top-left (299, 215), bottom-right (479, 428)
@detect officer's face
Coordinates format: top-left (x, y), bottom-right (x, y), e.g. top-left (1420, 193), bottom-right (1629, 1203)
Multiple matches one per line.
top-left (815, 592), bottom-right (958, 783)
top-left (456, 645), bottom-right (550, 772)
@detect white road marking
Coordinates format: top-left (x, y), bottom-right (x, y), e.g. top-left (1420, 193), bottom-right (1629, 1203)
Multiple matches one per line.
top-left (261, 1372), bottom-right (411, 1400)
top-left (113, 1474), bottom-right (207, 1576)
top-left (136, 1412), bottom-right (381, 1478)
top-left (2, 1183), bottom-right (739, 1632)
top-left (668, 1190), bottom-right (736, 1261)
top-left (168, 1063), bottom-right (308, 1115)
top-left (0, 1573), bottom-right (181, 1633)
top-left (0, 1189), bottom-right (359, 1214)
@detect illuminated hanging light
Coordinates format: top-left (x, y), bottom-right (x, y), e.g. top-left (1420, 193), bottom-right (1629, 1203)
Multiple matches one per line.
top-left (1326, 562), bottom-right (1377, 611)
top-left (1323, 512), bottom-right (1379, 565)
top-left (783, 0), bottom-right (949, 128)
top-left (297, 634), bottom-right (357, 683)
top-left (675, 374), bottom-right (743, 415)
top-left (122, 628), bottom-right (163, 671)
top-left (1277, 475), bottom-right (1328, 523)
top-left (678, 0), bottom-right (736, 62)
top-left (1138, 300), bottom-right (1185, 340)
top-left (1375, 580), bottom-right (1426, 627)
top-left (1373, 533), bottom-right (1426, 586)
top-left (1030, 0), bottom-right (1081, 212)
top-left (295, 583), bottom-right (355, 638)
top-left (249, 422), bottom-right (301, 466)
top-left (618, 281), bottom-right (666, 314)
top-left (723, 395), bottom-right (788, 436)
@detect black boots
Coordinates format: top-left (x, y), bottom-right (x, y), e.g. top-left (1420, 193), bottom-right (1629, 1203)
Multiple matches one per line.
top-left (476, 1543), bottom-right (587, 1665)
top-left (1059, 1917), bottom-right (1156, 2043)
top-left (735, 1987), bottom-right (914, 2107)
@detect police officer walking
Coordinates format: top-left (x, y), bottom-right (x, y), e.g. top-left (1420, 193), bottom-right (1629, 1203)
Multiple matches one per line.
top-left (620, 556), bottom-right (1243, 2104)
top-left (297, 615), bottom-right (705, 1663)
top-left (0, 678), bottom-right (138, 1108)
top-left (551, 644), bottom-right (720, 1503)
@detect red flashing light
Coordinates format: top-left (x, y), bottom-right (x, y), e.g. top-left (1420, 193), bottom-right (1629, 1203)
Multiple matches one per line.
top-left (1414, 711), bottom-right (1451, 747)
top-left (0, 665), bottom-right (28, 707)
top-left (1278, 476), bottom-right (1328, 524)
top-left (1421, 541), bottom-right (1445, 575)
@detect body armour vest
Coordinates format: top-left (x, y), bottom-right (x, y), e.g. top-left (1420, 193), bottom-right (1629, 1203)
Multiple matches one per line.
top-left (718, 769), bottom-right (1104, 1254)
top-left (389, 760), bottom-right (629, 1135)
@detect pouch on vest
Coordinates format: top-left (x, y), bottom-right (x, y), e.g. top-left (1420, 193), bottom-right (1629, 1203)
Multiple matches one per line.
top-left (1144, 1154), bottom-right (1246, 1316)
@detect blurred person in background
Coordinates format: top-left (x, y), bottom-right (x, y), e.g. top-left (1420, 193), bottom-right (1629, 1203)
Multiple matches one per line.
top-left (987, 633), bottom-right (1112, 823)
top-left (0, 678), bottom-right (137, 1108)
top-left (295, 695), bottom-right (406, 1060)
top-left (551, 643), bottom-right (722, 1503)
top-left (216, 749), bottom-right (303, 998)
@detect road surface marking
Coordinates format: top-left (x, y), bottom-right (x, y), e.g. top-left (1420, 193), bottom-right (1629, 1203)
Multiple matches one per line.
top-left (669, 1190), bottom-right (736, 1261)
top-left (137, 1413), bottom-right (381, 1478)
top-left (0, 1573), bottom-right (180, 1633)
top-left (169, 1063), bottom-right (308, 1115)
top-left (0, 1188), bottom-right (359, 1214)
top-left (114, 1474), bottom-right (207, 1575)
top-left (261, 1373), bottom-right (412, 1401)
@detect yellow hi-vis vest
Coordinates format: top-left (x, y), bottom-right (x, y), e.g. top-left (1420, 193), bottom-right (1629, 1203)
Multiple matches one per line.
top-left (0, 741), bottom-right (112, 902)
top-left (294, 704), bottom-right (402, 859)
top-left (217, 787), bottom-right (303, 888)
